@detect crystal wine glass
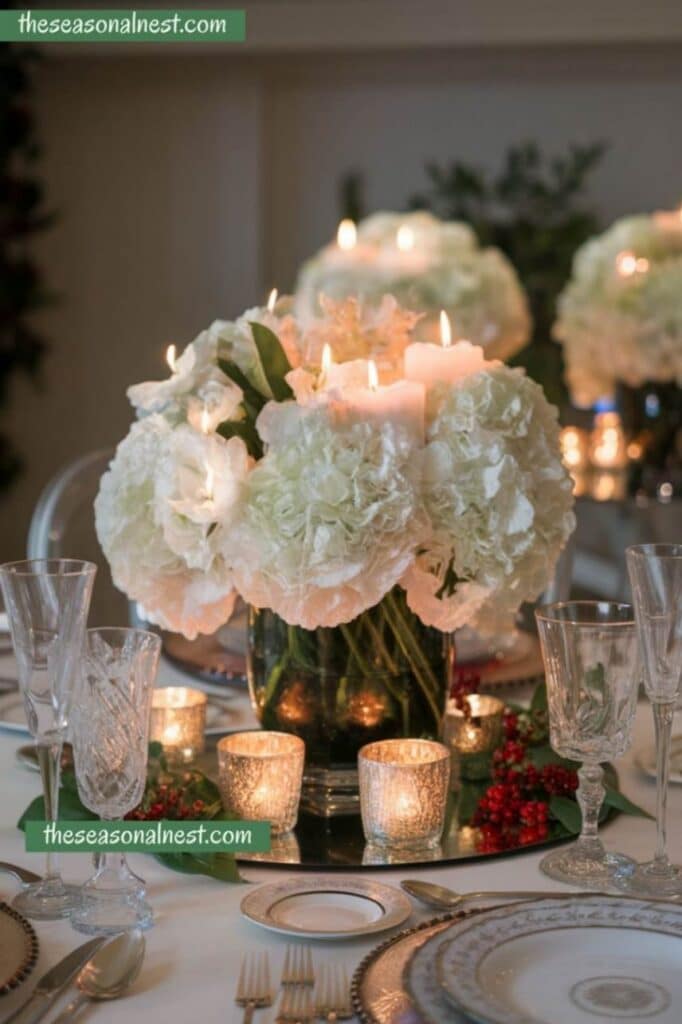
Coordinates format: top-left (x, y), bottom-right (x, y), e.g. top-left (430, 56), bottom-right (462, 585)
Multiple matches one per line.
top-left (70, 627), bottom-right (161, 935)
top-left (616, 544), bottom-right (682, 897)
top-left (535, 601), bottom-right (640, 887)
top-left (0, 559), bottom-right (96, 919)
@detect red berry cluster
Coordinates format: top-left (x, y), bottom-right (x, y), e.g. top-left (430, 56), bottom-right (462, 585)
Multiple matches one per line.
top-left (473, 713), bottom-right (578, 853)
top-left (450, 670), bottom-right (481, 714)
top-left (126, 783), bottom-right (206, 821)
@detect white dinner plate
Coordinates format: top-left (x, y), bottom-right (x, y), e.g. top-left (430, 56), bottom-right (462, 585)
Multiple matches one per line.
top-left (636, 735), bottom-right (682, 785)
top-left (240, 876), bottom-right (412, 940)
top-left (0, 691), bottom-right (233, 737)
top-left (435, 896), bottom-right (682, 1024)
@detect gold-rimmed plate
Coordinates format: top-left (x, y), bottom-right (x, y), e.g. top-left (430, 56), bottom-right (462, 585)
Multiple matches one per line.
top-left (0, 902), bottom-right (39, 997)
top-left (240, 876), bottom-right (412, 940)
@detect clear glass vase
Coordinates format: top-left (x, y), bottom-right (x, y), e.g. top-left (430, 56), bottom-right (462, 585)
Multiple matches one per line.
top-left (247, 588), bottom-right (451, 817)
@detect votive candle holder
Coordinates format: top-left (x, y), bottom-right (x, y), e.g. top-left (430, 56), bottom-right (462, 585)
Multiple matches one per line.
top-left (443, 694), bottom-right (504, 756)
top-left (358, 739), bottom-right (450, 851)
top-left (217, 731), bottom-right (305, 835)
top-left (150, 686), bottom-right (207, 764)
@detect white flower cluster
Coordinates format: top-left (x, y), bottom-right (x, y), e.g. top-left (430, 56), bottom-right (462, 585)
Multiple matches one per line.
top-left (555, 213), bottom-right (682, 407)
top-left (96, 295), bottom-right (573, 638)
top-left (295, 211), bottom-right (531, 361)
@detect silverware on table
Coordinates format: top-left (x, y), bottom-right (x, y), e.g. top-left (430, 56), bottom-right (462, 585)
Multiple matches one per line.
top-left (314, 964), bottom-right (352, 1022)
top-left (50, 930), bottom-right (145, 1023)
top-left (277, 984), bottom-right (313, 1024)
top-left (235, 951), bottom-right (272, 1024)
top-left (281, 946), bottom-right (314, 987)
top-left (0, 861), bottom-right (42, 887)
top-left (400, 878), bottom-right (682, 910)
top-left (3, 936), bottom-right (107, 1024)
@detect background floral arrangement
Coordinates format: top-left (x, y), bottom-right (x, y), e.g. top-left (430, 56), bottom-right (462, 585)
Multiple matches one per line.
top-left (555, 212), bottom-right (682, 407)
top-left (294, 211), bottom-right (532, 361)
top-left (95, 294), bottom-right (574, 640)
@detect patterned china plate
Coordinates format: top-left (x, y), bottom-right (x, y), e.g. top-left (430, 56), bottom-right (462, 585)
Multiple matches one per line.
top-left (240, 876), bottom-right (412, 940)
top-left (435, 896), bottom-right (682, 1024)
top-left (0, 902), bottom-right (39, 996)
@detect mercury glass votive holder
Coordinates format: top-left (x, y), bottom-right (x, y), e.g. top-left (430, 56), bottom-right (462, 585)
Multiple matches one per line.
top-left (217, 731), bottom-right (305, 835)
top-left (150, 686), bottom-right (207, 764)
top-left (443, 694), bottom-right (505, 755)
top-left (358, 739), bottom-right (451, 851)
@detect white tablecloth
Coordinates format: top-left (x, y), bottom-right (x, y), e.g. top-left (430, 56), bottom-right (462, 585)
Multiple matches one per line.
top-left (1, 651), bottom-right (680, 1024)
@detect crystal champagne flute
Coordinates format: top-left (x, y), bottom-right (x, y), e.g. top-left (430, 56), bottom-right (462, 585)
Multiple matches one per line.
top-left (616, 544), bottom-right (682, 897)
top-left (0, 559), bottom-right (96, 919)
top-left (535, 601), bottom-right (640, 887)
top-left (70, 627), bottom-right (161, 935)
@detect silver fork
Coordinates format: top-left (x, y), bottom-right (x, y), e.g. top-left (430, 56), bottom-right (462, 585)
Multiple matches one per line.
top-left (281, 945), bottom-right (315, 987)
top-left (235, 952), bottom-right (272, 1023)
top-left (277, 984), bottom-right (314, 1023)
top-left (314, 964), bottom-right (353, 1022)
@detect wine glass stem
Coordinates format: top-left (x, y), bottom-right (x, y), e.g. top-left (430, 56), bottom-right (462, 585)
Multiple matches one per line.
top-left (36, 740), bottom-right (63, 883)
top-left (576, 761), bottom-right (605, 854)
top-left (652, 700), bottom-right (675, 869)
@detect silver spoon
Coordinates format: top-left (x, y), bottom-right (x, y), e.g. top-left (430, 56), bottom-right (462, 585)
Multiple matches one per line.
top-left (401, 878), bottom-right (581, 910)
top-left (51, 930), bottom-right (145, 1023)
top-left (0, 860), bottom-right (42, 886)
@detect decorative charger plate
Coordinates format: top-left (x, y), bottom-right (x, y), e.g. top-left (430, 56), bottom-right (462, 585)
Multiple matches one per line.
top-left (435, 896), bottom-right (682, 1024)
top-left (0, 902), bottom-right (39, 996)
top-left (351, 910), bottom-right (483, 1023)
top-left (240, 876), bottom-right (412, 940)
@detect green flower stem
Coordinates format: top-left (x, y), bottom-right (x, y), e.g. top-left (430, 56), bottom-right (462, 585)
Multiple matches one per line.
top-left (380, 595), bottom-right (443, 729)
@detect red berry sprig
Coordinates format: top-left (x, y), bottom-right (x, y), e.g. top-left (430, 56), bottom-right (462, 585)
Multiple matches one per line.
top-left (125, 782), bottom-right (207, 821)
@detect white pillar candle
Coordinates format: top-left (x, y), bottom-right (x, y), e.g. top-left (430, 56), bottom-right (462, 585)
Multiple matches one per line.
top-left (326, 360), bottom-right (425, 442)
top-left (404, 337), bottom-right (490, 388)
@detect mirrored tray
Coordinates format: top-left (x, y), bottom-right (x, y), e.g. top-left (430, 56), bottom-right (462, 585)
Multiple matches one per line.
top-left (200, 732), bottom-right (580, 871)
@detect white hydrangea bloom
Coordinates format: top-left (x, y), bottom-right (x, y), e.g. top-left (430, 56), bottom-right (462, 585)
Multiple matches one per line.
top-left (402, 366), bottom-right (575, 631)
top-left (555, 214), bottom-right (682, 406)
top-left (295, 211), bottom-right (531, 361)
top-left (229, 403), bottom-right (427, 629)
top-left (94, 415), bottom-right (250, 638)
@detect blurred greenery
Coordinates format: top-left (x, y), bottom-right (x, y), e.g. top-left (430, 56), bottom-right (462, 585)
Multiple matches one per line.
top-left (0, 33), bottom-right (53, 497)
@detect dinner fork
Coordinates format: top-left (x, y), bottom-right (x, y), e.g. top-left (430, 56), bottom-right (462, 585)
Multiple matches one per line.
top-left (314, 964), bottom-right (353, 1022)
top-left (281, 945), bottom-right (315, 987)
top-left (235, 951), bottom-right (272, 1023)
top-left (277, 984), bottom-right (314, 1023)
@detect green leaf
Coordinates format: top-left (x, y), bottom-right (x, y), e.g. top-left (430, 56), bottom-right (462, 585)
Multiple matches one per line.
top-left (530, 682), bottom-right (548, 714)
top-left (217, 358), bottom-right (269, 411)
top-left (549, 795), bottom-right (582, 834)
top-left (603, 787), bottom-right (653, 820)
top-left (527, 744), bottom-right (577, 770)
top-left (249, 322), bottom-right (293, 402)
top-left (154, 851), bottom-right (242, 883)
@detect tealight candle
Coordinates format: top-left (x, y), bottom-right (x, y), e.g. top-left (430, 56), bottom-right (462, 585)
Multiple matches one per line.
top-left (150, 686), bottom-right (207, 764)
top-left (358, 739), bottom-right (450, 851)
top-left (589, 410), bottom-right (628, 469)
top-left (559, 426), bottom-right (589, 472)
top-left (443, 695), bottom-right (504, 756)
top-left (217, 731), bottom-right (304, 835)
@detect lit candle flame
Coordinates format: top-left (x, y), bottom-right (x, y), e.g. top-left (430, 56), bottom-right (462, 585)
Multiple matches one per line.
top-left (166, 344), bottom-right (177, 373)
top-left (616, 251), bottom-right (648, 277)
top-left (439, 310), bottom-right (452, 348)
top-left (204, 464), bottom-right (214, 503)
top-left (368, 360), bottom-right (379, 391)
top-left (337, 219), bottom-right (357, 252)
top-left (200, 407), bottom-right (210, 435)
top-left (321, 343), bottom-right (333, 380)
top-left (266, 287), bottom-right (278, 313)
top-left (396, 225), bottom-right (415, 252)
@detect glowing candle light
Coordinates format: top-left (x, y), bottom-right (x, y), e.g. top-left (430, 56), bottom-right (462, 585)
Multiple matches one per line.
top-left (336, 219), bottom-right (357, 252)
top-left (200, 407), bottom-right (210, 435)
top-left (320, 342), bottom-right (333, 385)
top-left (396, 225), bottom-right (415, 252)
top-left (266, 287), bottom-right (278, 312)
top-left (439, 310), bottom-right (452, 348)
top-left (150, 687), bottom-right (207, 764)
top-left (166, 344), bottom-right (177, 373)
top-left (559, 426), bottom-right (589, 471)
top-left (589, 410), bottom-right (628, 469)
top-left (616, 251), bottom-right (649, 278)
top-left (368, 359), bottom-right (379, 391)
top-left (217, 732), bottom-right (305, 835)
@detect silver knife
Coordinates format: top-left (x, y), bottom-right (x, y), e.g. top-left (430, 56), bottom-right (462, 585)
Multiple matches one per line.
top-left (3, 936), bottom-right (107, 1024)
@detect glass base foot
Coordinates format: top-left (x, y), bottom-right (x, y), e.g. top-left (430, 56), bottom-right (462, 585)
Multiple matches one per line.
top-left (12, 881), bottom-right (80, 921)
top-left (613, 859), bottom-right (682, 898)
top-left (71, 893), bottom-right (154, 935)
top-left (540, 844), bottom-right (636, 889)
